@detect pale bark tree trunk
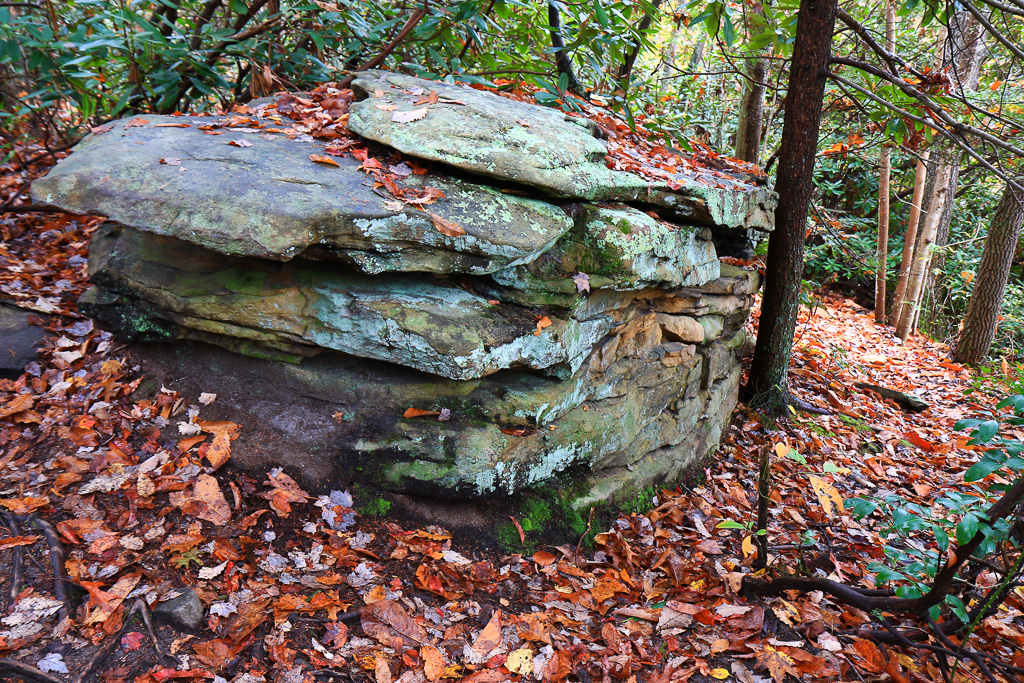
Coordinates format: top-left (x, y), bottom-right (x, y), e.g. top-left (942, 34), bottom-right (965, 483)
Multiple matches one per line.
top-left (734, 0), bottom-right (768, 164)
top-left (894, 11), bottom-right (986, 337)
top-left (896, 162), bottom-right (954, 339)
top-left (890, 153), bottom-right (929, 324)
top-left (748, 0), bottom-right (838, 414)
top-left (874, 0), bottom-right (896, 323)
top-left (954, 183), bottom-right (1024, 365)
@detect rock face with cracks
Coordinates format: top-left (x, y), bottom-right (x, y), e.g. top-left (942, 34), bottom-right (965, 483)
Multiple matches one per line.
top-left (34, 72), bottom-right (773, 505)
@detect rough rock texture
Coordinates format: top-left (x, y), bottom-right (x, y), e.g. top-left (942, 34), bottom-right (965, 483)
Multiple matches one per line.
top-left (127, 266), bottom-right (756, 499)
top-left (34, 71), bottom-right (773, 506)
top-left (0, 303), bottom-right (46, 379)
top-left (348, 71), bottom-right (776, 231)
top-left (83, 224), bottom-right (613, 381)
top-left (31, 116), bottom-right (572, 275)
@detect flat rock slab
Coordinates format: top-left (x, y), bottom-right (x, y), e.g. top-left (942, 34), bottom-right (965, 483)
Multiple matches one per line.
top-left (349, 71), bottom-right (646, 201)
top-left (31, 116), bottom-right (571, 275)
top-left (0, 303), bottom-right (46, 378)
top-left (83, 225), bottom-right (613, 380)
top-left (347, 71), bottom-right (776, 231)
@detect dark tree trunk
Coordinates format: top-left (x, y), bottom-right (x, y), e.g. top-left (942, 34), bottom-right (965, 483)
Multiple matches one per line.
top-left (547, 1), bottom-right (582, 94)
top-left (747, 0), bottom-right (838, 415)
top-left (954, 183), bottom-right (1024, 365)
top-left (617, 0), bottom-right (664, 88)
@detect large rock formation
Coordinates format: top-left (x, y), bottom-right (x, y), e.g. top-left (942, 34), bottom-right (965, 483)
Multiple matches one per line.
top-left (33, 73), bottom-right (775, 506)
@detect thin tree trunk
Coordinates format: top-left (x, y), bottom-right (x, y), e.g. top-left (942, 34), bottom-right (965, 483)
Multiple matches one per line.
top-left (617, 0), bottom-right (664, 87)
top-left (748, 0), bottom-right (838, 415)
top-left (547, 1), bottom-right (583, 94)
top-left (660, 13), bottom-right (685, 79)
top-left (734, 0), bottom-right (768, 163)
top-left (896, 162), bottom-right (954, 339)
top-left (890, 153), bottom-right (929, 324)
top-left (954, 183), bottom-right (1024, 365)
top-left (874, 0), bottom-right (896, 323)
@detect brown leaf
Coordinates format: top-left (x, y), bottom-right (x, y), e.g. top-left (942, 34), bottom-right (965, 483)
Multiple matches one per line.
top-left (849, 638), bottom-right (887, 675)
top-left (0, 496), bottom-right (49, 515)
top-left (169, 474), bottom-right (231, 525)
top-left (428, 212), bottom-right (465, 237)
top-left (361, 599), bottom-right (430, 646)
top-left (309, 154), bottom-right (340, 167)
top-left (124, 117), bottom-right (150, 128)
top-left (0, 535), bottom-right (39, 550)
top-left (509, 516), bottom-right (526, 544)
top-left (153, 122), bottom-right (192, 128)
top-left (754, 645), bottom-right (801, 683)
top-left (532, 550), bottom-right (556, 567)
top-left (225, 597), bottom-right (272, 642)
top-left (227, 138), bottom-right (252, 147)
top-left (0, 393), bottom-right (34, 419)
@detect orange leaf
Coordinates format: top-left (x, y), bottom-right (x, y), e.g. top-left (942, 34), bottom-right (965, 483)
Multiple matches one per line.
top-left (534, 316), bottom-right (552, 336)
top-left (532, 550), bottom-right (557, 567)
top-left (310, 154), bottom-right (340, 167)
top-left (428, 212), bottom-right (466, 237)
top-left (403, 408), bottom-right (441, 418)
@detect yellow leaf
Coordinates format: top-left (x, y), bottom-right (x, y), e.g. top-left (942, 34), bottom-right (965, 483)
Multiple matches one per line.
top-left (774, 443), bottom-right (790, 458)
top-left (711, 668), bottom-right (730, 679)
top-left (506, 647), bottom-right (534, 676)
top-left (742, 535), bottom-right (755, 558)
top-left (808, 475), bottom-right (844, 518)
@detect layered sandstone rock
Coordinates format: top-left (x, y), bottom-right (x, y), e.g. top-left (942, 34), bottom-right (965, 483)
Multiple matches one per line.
top-left (33, 72), bottom-right (773, 504)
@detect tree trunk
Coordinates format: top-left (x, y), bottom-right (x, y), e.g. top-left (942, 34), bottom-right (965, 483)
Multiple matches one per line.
top-left (895, 162), bottom-right (954, 340)
top-left (890, 153), bottom-right (929, 324)
top-left (734, 0), bottom-right (768, 164)
top-left (894, 11), bottom-right (986, 336)
top-left (954, 183), bottom-right (1024, 365)
top-left (915, 11), bottom-right (987, 330)
top-left (617, 0), bottom-right (664, 88)
top-left (873, 0), bottom-right (895, 323)
top-left (547, 1), bottom-right (583, 94)
top-left (747, 0), bottom-right (838, 415)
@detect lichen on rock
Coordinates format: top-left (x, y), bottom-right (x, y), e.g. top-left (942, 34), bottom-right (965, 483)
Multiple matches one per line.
top-left (33, 71), bottom-right (775, 506)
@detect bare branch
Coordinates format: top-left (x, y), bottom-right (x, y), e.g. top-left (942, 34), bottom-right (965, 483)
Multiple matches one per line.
top-left (961, 0), bottom-right (1024, 61)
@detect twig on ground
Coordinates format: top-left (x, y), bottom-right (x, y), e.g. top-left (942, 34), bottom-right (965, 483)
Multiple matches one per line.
top-left (0, 658), bottom-right (65, 683)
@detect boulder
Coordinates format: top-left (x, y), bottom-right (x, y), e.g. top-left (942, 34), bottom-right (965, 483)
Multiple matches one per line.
top-left (31, 116), bottom-right (572, 275)
top-left (31, 71), bottom-right (774, 506)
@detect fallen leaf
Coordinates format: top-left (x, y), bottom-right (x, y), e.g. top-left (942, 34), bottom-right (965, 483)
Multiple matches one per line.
top-left (228, 138), bottom-right (252, 147)
top-left (203, 430), bottom-right (232, 471)
top-left (404, 408), bottom-right (441, 418)
top-left (428, 212), bottom-right (466, 237)
top-left (125, 117), bottom-right (150, 128)
top-left (534, 316), bottom-right (552, 336)
top-left (391, 108), bottom-right (428, 123)
top-left (309, 154), bottom-right (340, 166)
top-left (169, 474), bottom-right (231, 525)
top-left (808, 475), bottom-right (843, 518)
top-left (472, 610), bottom-right (503, 655)
top-left (421, 645), bottom-right (446, 681)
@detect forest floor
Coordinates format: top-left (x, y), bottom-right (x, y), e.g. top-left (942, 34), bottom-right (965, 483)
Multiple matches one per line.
top-left (1, 155), bottom-right (1022, 683)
